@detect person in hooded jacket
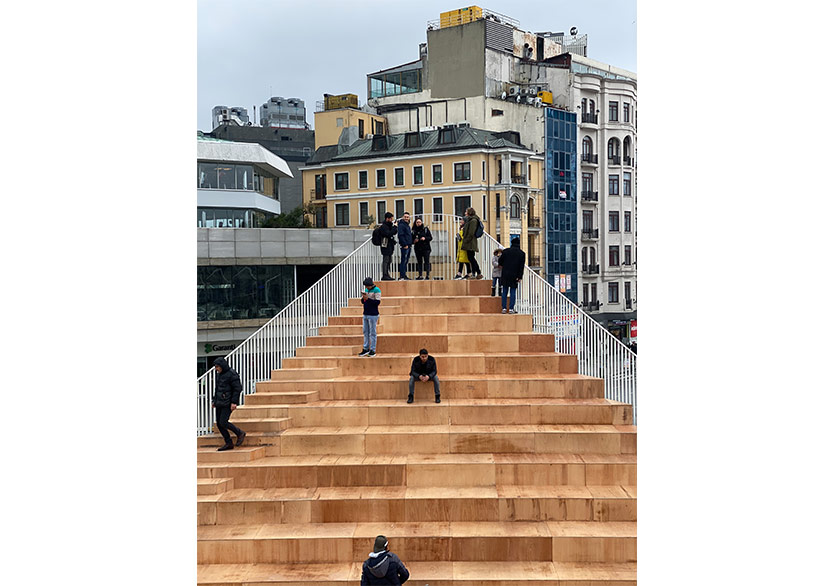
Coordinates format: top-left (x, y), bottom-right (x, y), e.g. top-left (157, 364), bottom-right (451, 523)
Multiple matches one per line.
top-left (410, 217), bottom-right (433, 280)
top-left (497, 237), bottom-right (526, 314)
top-left (461, 207), bottom-right (483, 279)
top-left (361, 535), bottom-right (410, 585)
top-left (378, 212), bottom-right (398, 281)
top-left (211, 357), bottom-right (246, 451)
top-left (396, 212), bottom-right (413, 280)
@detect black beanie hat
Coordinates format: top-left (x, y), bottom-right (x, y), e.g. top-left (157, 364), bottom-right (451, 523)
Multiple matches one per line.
top-left (363, 277), bottom-right (374, 288)
top-left (373, 535), bottom-right (388, 553)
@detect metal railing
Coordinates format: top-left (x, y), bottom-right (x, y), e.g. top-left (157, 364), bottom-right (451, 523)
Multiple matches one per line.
top-left (581, 153), bottom-right (598, 164)
top-left (581, 191), bottom-right (598, 202)
top-left (480, 231), bottom-right (637, 423)
top-left (581, 113), bottom-right (598, 124)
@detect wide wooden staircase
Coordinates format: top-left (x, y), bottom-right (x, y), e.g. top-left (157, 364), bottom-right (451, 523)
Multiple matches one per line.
top-left (197, 279), bottom-right (637, 585)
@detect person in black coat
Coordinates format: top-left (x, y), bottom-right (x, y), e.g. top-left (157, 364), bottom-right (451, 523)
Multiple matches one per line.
top-left (361, 535), bottom-right (410, 585)
top-left (211, 357), bottom-right (246, 451)
top-left (497, 237), bottom-right (526, 314)
top-left (407, 348), bottom-right (440, 403)
top-left (411, 218), bottom-right (433, 280)
top-left (396, 212), bottom-right (413, 280)
top-left (378, 212), bottom-right (398, 281)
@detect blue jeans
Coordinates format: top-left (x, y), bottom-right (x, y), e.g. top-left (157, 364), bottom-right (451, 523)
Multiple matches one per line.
top-left (492, 277), bottom-right (500, 296)
top-left (399, 246), bottom-right (412, 278)
top-left (363, 315), bottom-right (379, 351)
top-left (501, 284), bottom-right (517, 310)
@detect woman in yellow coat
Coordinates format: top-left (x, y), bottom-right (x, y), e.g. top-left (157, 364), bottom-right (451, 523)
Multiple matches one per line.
top-left (454, 217), bottom-right (470, 279)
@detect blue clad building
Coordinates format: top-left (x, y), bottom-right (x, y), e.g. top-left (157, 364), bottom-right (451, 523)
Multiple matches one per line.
top-left (544, 108), bottom-right (578, 304)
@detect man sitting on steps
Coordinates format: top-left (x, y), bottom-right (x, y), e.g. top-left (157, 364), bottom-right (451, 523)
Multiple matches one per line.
top-left (407, 348), bottom-right (440, 404)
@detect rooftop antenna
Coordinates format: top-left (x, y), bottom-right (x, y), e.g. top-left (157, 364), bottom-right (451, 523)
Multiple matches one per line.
top-left (570, 26), bottom-right (578, 36)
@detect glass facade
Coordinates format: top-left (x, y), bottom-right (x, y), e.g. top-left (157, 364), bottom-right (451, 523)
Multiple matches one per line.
top-left (197, 208), bottom-right (275, 228)
top-left (544, 108), bottom-right (578, 303)
top-left (197, 162), bottom-right (279, 198)
top-left (370, 66), bottom-right (422, 98)
top-left (197, 265), bottom-right (295, 322)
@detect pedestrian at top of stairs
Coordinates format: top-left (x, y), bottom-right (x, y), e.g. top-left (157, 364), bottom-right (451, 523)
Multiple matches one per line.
top-left (454, 218), bottom-right (471, 280)
top-left (491, 248), bottom-right (503, 296)
top-left (497, 237), bottom-right (526, 314)
top-left (377, 212), bottom-right (398, 281)
top-left (361, 535), bottom-right (410, 585)
top-left (461, 207), bottom-right (483, 279)
top-left (211, 357), bottom-right (246, 451)
top-left (359, 277), bottom-right (381, 357)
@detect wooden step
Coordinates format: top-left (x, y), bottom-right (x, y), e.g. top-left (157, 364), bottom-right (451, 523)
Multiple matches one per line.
top-left (196, 446), bottom-right (267, 463)
top-left (269, 367), bottom-right (338, 381)
top-left (219, 417), bottom-right (292, 433)
top-left (377, 313), bottom-right (533, 334)
top-left (244, 390), bottom-right (319, 405)
top-left (295, 345), bottom-right (361, 357)
top-left (197, 560), bottom-right (637, 585)
top-left (197, 477), bottom-right (235, 495)
top-left (374, 279), bottom-right (492, 297)
top-left (198, 486), bottom-right (636, 526)
top-left (196, 521), bottom-right (636, 563)
top-left (231, 405), bottom-right (290, 419)
top-left (346, 294), bottom-right (502, 315)
top-left (340, 305), bottom-right (403, 316)
top-left (195, 453), bottom-right (637, 490)
top-left (307, 332), bottom-right (556, 353)
top-left (255, 374), bottom-right (604, 401)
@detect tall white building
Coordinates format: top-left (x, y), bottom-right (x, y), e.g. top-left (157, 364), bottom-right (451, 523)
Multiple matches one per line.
top-left (260, 96), bottom-right (309, 129)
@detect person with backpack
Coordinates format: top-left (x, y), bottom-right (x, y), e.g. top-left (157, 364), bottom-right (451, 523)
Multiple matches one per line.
top-left (411, 217), bottom-right (433, 280)
top-left (497, 237), bottom-right (526, 313)
top-left (372, 212), bottom-right (397, 281)
top-left (454, 217), bottom-right (470, 280)
top-left (360, 535), bottom-right (410, 585)
top-left (461, 207), bottom-right (483, 279)
top-left (396, 212), bottom-right (413, 281)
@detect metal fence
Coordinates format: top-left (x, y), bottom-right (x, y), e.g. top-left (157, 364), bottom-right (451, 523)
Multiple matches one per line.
top-left (197, 214), bottom-right (636, 435)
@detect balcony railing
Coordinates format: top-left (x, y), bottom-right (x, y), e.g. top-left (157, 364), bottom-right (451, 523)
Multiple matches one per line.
top-left (581, 153), bottom-right (598, 164)
top-left (311, 188), bottom-right (326, 201)
top-left (581, 229), bottom-right (599, 240)
top-left (581, 191), bottom-right (598, 202)
top-left (582, 263), bottom-right (600, 275)
top-left (626, 299), bottom-right (633, 309)
top-left (511, 174), bottom-right (528, 185)
top-left (623, 155), bottom-right (632, 166)
top-left (528, 216), bottom-right (541, 228)
top-left (581, 113), bottom-right (598, 124)
top-left (608, 155), bottom-right (621, 165)
top-left (581, 300), bottom-right (601, 312)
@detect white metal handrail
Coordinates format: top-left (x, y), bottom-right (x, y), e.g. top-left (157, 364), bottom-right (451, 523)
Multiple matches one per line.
top-left (197, 214), bottom-right (636, 435)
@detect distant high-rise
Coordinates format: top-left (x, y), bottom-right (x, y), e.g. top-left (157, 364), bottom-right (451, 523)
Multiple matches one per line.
top-left (211, 105), bottom-right (251, 128)
top-left (260, 97), bottom-right (309, 129)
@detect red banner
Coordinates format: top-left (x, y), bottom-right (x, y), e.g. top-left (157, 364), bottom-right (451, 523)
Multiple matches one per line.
top-left (630, 319), bottom-right (637, 337)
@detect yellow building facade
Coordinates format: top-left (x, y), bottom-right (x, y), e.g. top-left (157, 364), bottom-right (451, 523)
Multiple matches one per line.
top-left (314, 108), bottom-right (388, 150)
top-left (302, 126), bottom-right (545, 271)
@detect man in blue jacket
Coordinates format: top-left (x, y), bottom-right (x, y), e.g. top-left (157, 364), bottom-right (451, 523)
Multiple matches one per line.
top-left (396, 212), bottom-right (412, 281)
top-left (211, 357), bottom-right (246, 451)
top-left (361, 535), bottom-right (410, 585)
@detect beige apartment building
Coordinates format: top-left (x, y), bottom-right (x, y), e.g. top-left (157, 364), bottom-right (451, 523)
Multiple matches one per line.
top-left (301, 124), bottom-right (545, 271)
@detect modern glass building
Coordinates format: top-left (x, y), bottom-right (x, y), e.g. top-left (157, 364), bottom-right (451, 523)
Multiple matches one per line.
top-left (544, 107), bottom-right (578, 304)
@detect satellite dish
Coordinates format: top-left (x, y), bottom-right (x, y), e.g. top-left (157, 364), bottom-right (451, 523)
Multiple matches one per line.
top-left (570, 26), bottom-right (578, 36)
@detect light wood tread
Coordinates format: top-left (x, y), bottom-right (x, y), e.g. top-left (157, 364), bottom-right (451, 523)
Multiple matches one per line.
top-left (197, 561), bottom-right (636, 583)
top-left (268, 398), bottom-right (622, 408)
top-left (197, 478), bottom-right (233, 485)
top-left (263, 373), bottom-right (594, 383)
top-left (279, 424), bottom-right (636, 435)
top-left (197, 485), bottom-right (637, 503)
top-left (196, 452), bottom-right (637, 469)
top-left (197, 520), bottom-right (636, 539)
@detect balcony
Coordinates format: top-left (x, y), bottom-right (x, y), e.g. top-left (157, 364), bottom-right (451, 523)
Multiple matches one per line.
top-left (311, 188), bottom-right (326, 201)
top-left (626, 299), bottom-right (633, 310)
top-left (608, 155), bottom-right (621, 166)
top-left (581, 113), bottom-right (598, 124)
top-left (581, 190), bottom-right (598, 202)
top-left (529, 256), bottom-right (541, 267)
top-left (581, 300), bottom-right (601, 312)
top-left (511, 174), bottom-right (528, 185)
top-left (581, 153), bottom-right (598, 165)
top-left (623, 155), bottom-right (632, 166)
top-left (528, 216), bottom-right (541, 228)
top-left (581, 263), bottom-right (600, 275)
top-left (581, 229), bottom-right (599, 240)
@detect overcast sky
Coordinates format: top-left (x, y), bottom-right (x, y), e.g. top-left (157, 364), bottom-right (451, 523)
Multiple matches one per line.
top-left (198, 0), bottom-right (636, 132)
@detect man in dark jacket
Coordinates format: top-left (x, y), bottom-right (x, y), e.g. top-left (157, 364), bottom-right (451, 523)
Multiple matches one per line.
top-left (211, 357), bottom-right (246, 451)
top-left (396, 212), bottom-right (413, 281)
top-left (407, 348), bottom-right (440, 404)
top-left (361, 535), bottom-right (410, 585)
top-left (497, 237), bottom-right (526, 314)
top-left (379, 212), bottom-right (398, 281)
top-left (411, 217), bottom-right (433, 280)
top-left (461, 207), bottom-right (483, 279)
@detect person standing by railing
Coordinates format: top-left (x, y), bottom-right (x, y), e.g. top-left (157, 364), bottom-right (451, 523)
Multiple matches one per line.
top-left (454, 217), bottom-right (471, 280)
top-left (411, 217), bottom-right (433, 280)
top-left (211, 357), bottom-right (246, 451)
top-left (462, 207), bottom-right (484, 279)
top-left (359, 277), bottom-right (381, 357)
top-left (498, 237), bottom-right (526, 314)
top-left (396, 212), bottom-right (413, 281)
top-left (377, 212), bottom-right (397, 281)
top-left (491, 247), bottom-right (503, 296)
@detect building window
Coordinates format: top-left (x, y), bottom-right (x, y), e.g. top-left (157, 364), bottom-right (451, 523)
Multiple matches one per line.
top-left (482, 160), bottom-right (486, 180)
top-left (625, 281), bottom-right (632, 307)
top-left (582, 172), bottom-right (593, 193)
top-left (376, 169), bottom-right (386, 188)
top-left (432, 196), bottom-right (443, 222)
top-left (608, 282), bottom-right (619, 303)
top-left (454, 162), bottom-right (471, 182)
top-left (582, 210), bottom-right (593, 231)
top-left (491, 109), bottom-right (504, 116)
top-left (414, 198), bottom-right (424, 220)
top-left (314, 173), bottom-right (327, 198)
top-left (405, 132), bottom-right (421, 148)
top-left (609, 245), bottom-right (620, 267)
top-left (358, 118), bottom-right (365, 137)
top-left (395, 167), bottom-right (405, 186)
top-left (413, 166), bottom-right (423, 185)
top-left (582, 283), bottom-right (589, 304)
top-left (623, 172), bottom-right (632, 196)
top-left (336, 117), bottom-right (344, 127)
top-left (582, 136), bottom-right (593, 156)
top-left (439, 127), bottom-right (456, 144)
top-left (581, 98), bottom-right (587, 114)
top-left (335, 203), bottom-right (349, 226)
top-left (432, 164), bottom-right (443, 184)
top-left (374, 120), bottom-right (384, 134)
top-left (454, 195), bottom-right (471, 218)
top-left (608, 175), bottom-right (619, 195)
top-left (624, 211), bottom-right (632, 232)
top-left (358, 170), bottom-right (368, 189)
top-left (608, 211), bottom-right (619, 232)
top-left (624, 245), bottom-right (632, 265)
top-left (359, 201), bottom-right (370, 224)
top-left (607, 138), bottom-right (620, 161)
top-left (395, 199), bottom-right (405, 219)
top-left (609, 101), bottom-right (618, 122)
top-left (335, 172), bottom-right (349, 191)
top-left (377, 201), bottom-right (386, 224)
top-left (623, 103), bottom-right (630, 123)
top-left (509, 195), bottom-right (521, 219)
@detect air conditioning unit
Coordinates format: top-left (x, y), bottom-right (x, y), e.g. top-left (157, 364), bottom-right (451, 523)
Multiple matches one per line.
top-left (458, 121), bottom-right (470, 128)
top-left (534, 98), bottom-right (543, 108)
top-left (365, 134), bottom-right (374, 139)
top-left (526, 96), bottom-right (534, 105)
top-left (508, 85), bottom-right (521, 97)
